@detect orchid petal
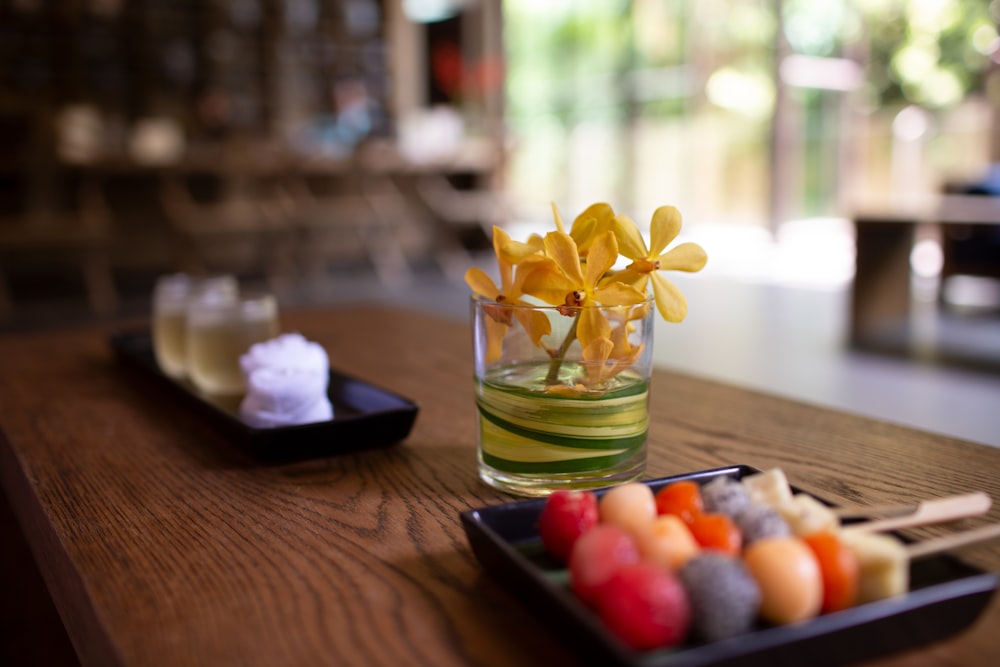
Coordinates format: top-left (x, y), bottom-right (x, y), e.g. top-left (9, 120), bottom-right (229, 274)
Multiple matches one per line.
top-left (583, 231), bottom-right (619, 290)
top-left (582, 337), bottom-right (614, 380)
top-left (513, 307), bottom-right (552, 347)
top-left (524, 234), bottom-right (546, 255)
top-left (543, 232), bottom-right (585, 286)
top-left (570, 216), bottom-right (597, 254)
top-left (519, 261), bottom-right (578, 305)
top-left (608, 326), bottom-right (644, 372)
top-left (573, 202), bottom-right (614, 231)
top-left (499, 239), bottom-right (543, 266)
top-left (649, 205), bottom-right (682, 256)
top-left (584, 336), bottom-right (613, 363)
top-left (511, 255), bottom-right (554, 297)
top-left (465, 267), bottom-right (501, 299)
top-left (650, 272), bottom-right (690, 323)
top-left (609, 317), bottom-right (633, 358)
top-left (491, 225), bottom-right (511, 255)
top-left (485, 226), bottom-right (515, 291)
top-left (600, 268), bottom-right (649, 292)
top-left (628, 300), bottom-right (654, 322)
top-left (604, 302), bottom-right (649, 357)
top-left (657, 242), bottom-right (708, 272)
top-left (484, 316), bottom-right (508, 363)
top-left (571, 202), bottom-right (614, 251)
top-left (612, 214), bottom-right (648, 260)
top-left (550, 202), bottom-right (566, 234)
top-left (577, 305), bottom-right (611, 354)
top-left (593, 280), bottom-right (648, 306)
top-left (612, 339), bottom-right (645, 375)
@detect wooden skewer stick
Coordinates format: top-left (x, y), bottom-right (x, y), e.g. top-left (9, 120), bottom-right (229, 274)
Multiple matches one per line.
top-left (834, 503), bottom-right (920, 520)
top-left (842, 492), bottom-right (992, 534)
top-left (906, 522), bottom-right (1000, 559)
top-left (834, 491), bottom-right (992, 521)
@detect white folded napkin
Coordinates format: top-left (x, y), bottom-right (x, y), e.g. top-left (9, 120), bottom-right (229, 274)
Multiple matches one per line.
top-left (238, 333), bottom-right (334, 428)
top-left (239, 367), bottom-right (334, 428)
top-left (240, 332), bottom-right (330, 378)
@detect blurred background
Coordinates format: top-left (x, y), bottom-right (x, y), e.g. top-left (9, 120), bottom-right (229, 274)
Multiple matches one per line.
top-left (0, 0), bottom-right (998, 444)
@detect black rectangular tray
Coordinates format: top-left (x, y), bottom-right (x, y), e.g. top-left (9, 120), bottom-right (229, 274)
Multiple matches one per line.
top-left (110, 330), bottom-right (418, 462)
top-left (460, 465), bottom-right (998, 667)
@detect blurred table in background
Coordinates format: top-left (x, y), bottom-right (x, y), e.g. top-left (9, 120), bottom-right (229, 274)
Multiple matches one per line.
top-left (851, 193), bottom-right (1000, 372)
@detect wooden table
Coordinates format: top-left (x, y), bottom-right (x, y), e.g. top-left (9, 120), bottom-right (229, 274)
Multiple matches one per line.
top-left (2, 304), bottom-right (999, 666)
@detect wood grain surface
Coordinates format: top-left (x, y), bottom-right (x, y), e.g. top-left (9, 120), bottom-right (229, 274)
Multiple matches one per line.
top-left (1, 304), bottom-right (998, 667)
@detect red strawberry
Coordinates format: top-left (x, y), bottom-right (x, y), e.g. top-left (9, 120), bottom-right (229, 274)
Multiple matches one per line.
top-left (538, 489), bottom-right (599, 563)
top-left (596, 562), bottom-right (692, 651)
top-left (569, 524), bottom-right (640, 606)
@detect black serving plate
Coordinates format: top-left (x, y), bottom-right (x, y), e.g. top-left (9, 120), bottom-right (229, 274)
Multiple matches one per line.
top-left (110, 331), bottom-right (418, 462)
top-left (460, 465), bottom-right (998, 667)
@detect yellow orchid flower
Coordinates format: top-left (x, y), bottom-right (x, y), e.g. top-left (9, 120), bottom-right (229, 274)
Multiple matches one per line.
top-left (465, 226), bottom-right (517, 313)
top-left (611, 205), bottom-right (708, 323)
top-left (520, 230), bottom-right (647, 361)
top-left (464, 226), bottom-right (552, 362)
top-left (470, 202), bottom-right (706, 390)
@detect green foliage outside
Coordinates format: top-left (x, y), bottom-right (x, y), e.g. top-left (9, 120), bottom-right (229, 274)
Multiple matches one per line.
top-left (505, 0), bottom-right (996, 119)
top-left (501, 0), bottom-right (998, 220)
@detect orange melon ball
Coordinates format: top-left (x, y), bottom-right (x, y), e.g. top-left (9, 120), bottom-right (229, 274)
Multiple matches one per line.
top-left (634, 515), bottom-right (701, 571)
top-left (743, 537), bottom-right (823, 625)
top-left (599, 482), bottom-right (657, 536)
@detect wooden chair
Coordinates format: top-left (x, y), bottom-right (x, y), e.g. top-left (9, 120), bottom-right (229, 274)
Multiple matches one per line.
top-left (159, 167), bottom-right (296, 289)
top-left (282, 151), bottom-right (414, 289)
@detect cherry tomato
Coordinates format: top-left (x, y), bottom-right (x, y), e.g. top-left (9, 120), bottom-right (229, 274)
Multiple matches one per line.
top-left (803, 531), bottom-right (860, 613)
top-left (654, 481), bottom-right (704, 525)
top-left (687, 513), bottom-right (742, 557)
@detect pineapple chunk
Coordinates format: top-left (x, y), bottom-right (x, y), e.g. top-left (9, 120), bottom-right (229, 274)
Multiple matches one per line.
top-left (742, 468), bottom-right (794, 508)
top-left (840, 531), bottom-right (909, 603)
top-left (777, 493), bottom-right (840, 536)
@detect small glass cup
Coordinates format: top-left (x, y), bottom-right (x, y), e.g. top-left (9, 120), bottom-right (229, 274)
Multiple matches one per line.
top-left (186, 290), bottom-right (280, 396)
top-left (152, 274), bottom-right (237, 379)
top-left (472, 295), bottom-right (655, 497)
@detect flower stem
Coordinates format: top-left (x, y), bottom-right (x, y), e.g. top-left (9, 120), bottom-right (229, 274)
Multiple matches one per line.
top-left (545, 310), bottom-right (581, 385)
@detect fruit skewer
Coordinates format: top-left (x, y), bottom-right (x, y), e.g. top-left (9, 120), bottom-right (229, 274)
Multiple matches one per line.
top-left (737, 469), bottom-right (996, 605)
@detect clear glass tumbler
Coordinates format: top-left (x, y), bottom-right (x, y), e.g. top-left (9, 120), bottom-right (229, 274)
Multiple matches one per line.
top-left (471, 295), bottom-right (654, 497)
top-left (152, 273), bottom-right (237, 379)
top-left (186, 290), bottom-right (280, 396)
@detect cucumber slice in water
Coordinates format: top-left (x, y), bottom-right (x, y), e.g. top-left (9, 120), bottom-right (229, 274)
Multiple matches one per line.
top-left (476, 362), bottom-right (649, 475)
